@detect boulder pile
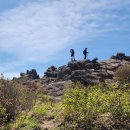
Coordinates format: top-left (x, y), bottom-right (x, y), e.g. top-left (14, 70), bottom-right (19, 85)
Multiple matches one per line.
top-left (43, 53), bottom-right (130, 85)
top-left (20, 69), bottom-right (39, 80)
top-left (111, 52), bottom-right (130, 61)
top-left (15, 53), bottom-right (130, 99)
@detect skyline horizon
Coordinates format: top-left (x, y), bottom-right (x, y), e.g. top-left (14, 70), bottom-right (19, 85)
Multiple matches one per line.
top-left (0, 0), bottom-right (130, 78)
top-left (3, 50), bottom-right (130, 79)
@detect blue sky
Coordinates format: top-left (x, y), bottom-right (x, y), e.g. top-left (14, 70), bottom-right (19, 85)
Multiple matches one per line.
top-left (0, 0), bottom-right (130, 78)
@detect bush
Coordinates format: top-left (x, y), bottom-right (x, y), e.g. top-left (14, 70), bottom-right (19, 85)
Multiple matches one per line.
top-left (0, 105), bottom-right (7, 125)
top-left (108, 89), bottom-right (130, 121)
top-left (63, 83), bottom-right (108, 129)
top-left (9, 113), bottom-right (40, 130)
top-left (32, 103), bottom-right (49, 119)
top-left (62, 82), bottom-right (130, 129)
top-left (114, 65), bottom-right (130, 83)
top-left (0, 77), bottom-right (36, 122)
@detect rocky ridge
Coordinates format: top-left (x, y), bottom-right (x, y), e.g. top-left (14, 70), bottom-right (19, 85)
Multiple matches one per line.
top-left (43, 52), bottom-right (130, 84)
top-left (17, 53), bottom-right (130, 99)
top-left (10, 53), bottom-right (130, 130)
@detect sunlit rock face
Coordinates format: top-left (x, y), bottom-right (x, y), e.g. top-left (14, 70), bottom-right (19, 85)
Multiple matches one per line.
top-left (44, 53), bottom-right (130, 85)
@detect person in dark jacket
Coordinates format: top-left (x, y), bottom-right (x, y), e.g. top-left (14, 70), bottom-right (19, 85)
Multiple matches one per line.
top-left (83, 48), bottom-right (88, 59)
top-left (70, 49), bottom-right (75, 61)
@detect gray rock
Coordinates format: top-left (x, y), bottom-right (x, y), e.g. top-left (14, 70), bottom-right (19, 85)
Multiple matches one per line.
top-left (43, 53), bottom-right (130, 86)
top-left (71, 70), bottom-right (100, 85)
top-left (42, 80), bottom-right (72, 99)
top-left (111, 52), bottom-right (130, 61)
top-left (20, 69), bottom-right (39, 80)
top-left (68, 60), bottom-right (90, 70)
top-left (97, 71), bottom-right (113, 80)
top-left (68, 61), bottom-right (82, 70)
top-left (44, 66), bottom-right (58, 78)
top-left (85, 63), bottom-right (101, 70)
top-left (57, 65), bottom-right (71, 80)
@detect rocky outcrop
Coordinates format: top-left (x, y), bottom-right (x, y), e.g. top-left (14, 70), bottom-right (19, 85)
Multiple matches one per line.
top-left (43, 53), bottom-right (130, 85)
top-left (71, 70), bottom-right (101, 85)
top-left (13, 53), bottom-right (130, 99)
top-left (42, 80), bottom-right (72, 101)
top-left (111, 52), bottom-right (130, 61)
top-left (20, 69), bottom-right (39, 80)
top-left (44, 66), bottom-right (58, 78)
top-left (58, 65), bottom-right (72, 80)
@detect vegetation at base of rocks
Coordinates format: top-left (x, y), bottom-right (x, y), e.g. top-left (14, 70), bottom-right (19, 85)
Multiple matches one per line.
top-left (5, 114), bottom-right (40, 130)
top-left (0, 105), bottom-right (7, 125)
top-left (62, 82), bottom-right (130, 129)
top-left (5, 98), bottom-right (62, 130)
top-left (114, 65), bottom-right (130, 84)
top-left (0, 75), bottom-right (37, 129)
top-left (0, 76), bottom-right (36, 121)
top-left (0, 77), bottom-right (62, 130)
top-left (0, 75), bottom-right (130, 130)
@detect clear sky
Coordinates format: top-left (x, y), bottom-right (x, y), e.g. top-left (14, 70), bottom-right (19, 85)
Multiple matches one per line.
top-left (0, 0), bottom-right (130, 78)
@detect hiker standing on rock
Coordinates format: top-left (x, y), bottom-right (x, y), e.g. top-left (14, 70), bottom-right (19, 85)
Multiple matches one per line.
top-left (70, 49), bottom-right (75, 61)
top-left (83, 48), bottom-right (88, 59)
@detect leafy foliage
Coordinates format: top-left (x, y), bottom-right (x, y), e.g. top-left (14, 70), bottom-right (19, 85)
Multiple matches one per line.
top-left (0, 74), bottom-right (130, 130)
top-left (0, 105), bottom-right (7, 125)
top-left (63, 82), bottom-right (130, 129)
top-left (0, 76), bottom-right (36, 124)
top-left (32, 103), bottom-right (50, 119)
top-left (8, 113), bottom-right (40, 130)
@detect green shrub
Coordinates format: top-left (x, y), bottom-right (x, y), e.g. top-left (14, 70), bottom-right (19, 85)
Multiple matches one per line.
top-left (114, 65), bottom-right (130, 83)
top-left (31, 98), bottom-right (62, 119)
top-left (0, 77), bottom-right (36, 121)
top-left (63, 83), bottom-right (108, 129)
top-left (108, 89), bottom-right (130, 121)
top-left (10, 113), bottom-right (40, 130)
top-left (32, 103), bottom-right (49, 119)
top-left (63, 82), bottom-right (130, 129)
top-left (0, 105), bottom-right (7, 125)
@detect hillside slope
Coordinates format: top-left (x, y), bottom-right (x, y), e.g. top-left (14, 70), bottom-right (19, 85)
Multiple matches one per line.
top-left (2, 52), bottom-right (128, 130)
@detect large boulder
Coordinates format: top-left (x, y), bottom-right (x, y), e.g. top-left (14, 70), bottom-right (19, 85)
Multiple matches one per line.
top-left (106, 63), bottom-right (121, 71)
top-left (68, 60), bottom-right (90, 70)
top-left (42, 80), bottom-right (72, 100)
top-left (85, 63), bottom-right (101, 70)
top-left (44, 66), bottom-right (58, 78)
top-left (20, 69), bottom-right (39, 80)
top-left (111, 52), bottom-right (127, 60)
top-left (68, 61), bottom-right (82, 70)
top-left (57, 65), bottom-right (72, 80)
top-left (97, 71), bottom-right (113, 80)
top-left (71, 70), bottom-right (101, 85)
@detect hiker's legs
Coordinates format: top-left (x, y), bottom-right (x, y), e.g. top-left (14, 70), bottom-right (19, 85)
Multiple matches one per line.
top-left (84, 54), bottom-right (86, 59)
